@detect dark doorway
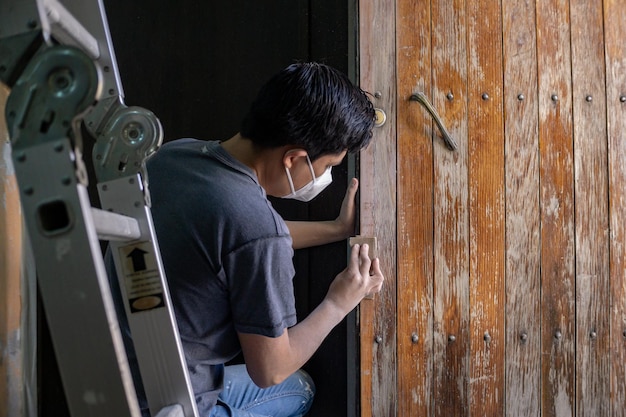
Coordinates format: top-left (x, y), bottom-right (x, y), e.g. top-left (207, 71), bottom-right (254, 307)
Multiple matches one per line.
top-left (39, 2), bottom-right (359, 416)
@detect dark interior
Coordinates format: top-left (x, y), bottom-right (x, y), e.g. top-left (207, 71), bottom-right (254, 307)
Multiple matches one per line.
top-left (38, 2), bottom-right (359, 416)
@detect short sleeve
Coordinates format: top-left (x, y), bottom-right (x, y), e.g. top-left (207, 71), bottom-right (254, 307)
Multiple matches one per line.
top-left (224, 235), bottom-right (297, 337)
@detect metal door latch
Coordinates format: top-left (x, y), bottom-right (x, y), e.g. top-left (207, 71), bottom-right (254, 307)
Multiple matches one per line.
top-left (374, 108), bottom-right (387, 127)
top-left (409, 92), bottom-right (458, 151)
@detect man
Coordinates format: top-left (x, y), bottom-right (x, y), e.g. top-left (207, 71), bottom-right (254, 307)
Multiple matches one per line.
top-left (112, 62), bottom-right (384, 416)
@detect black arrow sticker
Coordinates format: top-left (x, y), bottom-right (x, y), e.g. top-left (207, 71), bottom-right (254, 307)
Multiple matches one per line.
top-left (127, 247), bottom-right (148, 271)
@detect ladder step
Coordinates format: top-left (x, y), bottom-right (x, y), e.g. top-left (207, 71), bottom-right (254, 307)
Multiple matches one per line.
top-left (92, 207), bottom-right (141, 241)
top-left (154, 405), bottom-right (184, 417)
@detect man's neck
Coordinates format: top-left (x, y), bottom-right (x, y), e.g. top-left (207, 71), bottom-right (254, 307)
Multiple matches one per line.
top-left (220, 133), bottom-right (257, 170)
top-left (219, 134), bottom-right (286, 195)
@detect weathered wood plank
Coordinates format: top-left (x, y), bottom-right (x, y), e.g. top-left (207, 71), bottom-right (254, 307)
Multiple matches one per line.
top-left (466, 0), bottom-right (506, 414)
top-left (536, 0), bottom-right (576, 414)
top-left (359, 0), bottom-right (397, 415)
top-left (362, 1), bottom-right (626, 415)
top-left (396, 0), bottom-right (434, 415)
top-left (502, 0), bottom-right (541, 415)
top-left (0, 85), bottom-right (24, 417)
top-left (570, 0), bottom-right (611, 415)
top-left (430, 0), bottom-right (471, 415)
top-left (604, 0), bottom-right (626, 413)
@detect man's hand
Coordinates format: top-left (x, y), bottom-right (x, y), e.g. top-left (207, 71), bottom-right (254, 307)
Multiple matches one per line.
top-left (325, 243), bottom-right (384, 315)
top-left (285, 177), bottom-right (360, 249)
top-left (334, 177), bottom-right (359, 239)
top-left (239, 242), bottom-right (384, 388)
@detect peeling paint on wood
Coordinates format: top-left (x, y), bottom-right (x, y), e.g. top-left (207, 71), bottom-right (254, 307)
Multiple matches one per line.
top-left (465, 0), bottom-right (506, 414)
top-left (502, 0), bottom-right (542, 414)
top-left (1, 84), bottom-right (24, 417)
top-left (360, 0), bottom-right (625, 415)
top-left (431, 0), bottom-right (471, 416)
top-left (359, 0), bottom-right (397, 416)
top-left (536, 0), bottom-right (577, 415)
top-left (605, 0), bottom-right (626, 414)
top-left (570, 0), bottom-right (611, 409)
top-left (396, 0), bottom-right (434, 415)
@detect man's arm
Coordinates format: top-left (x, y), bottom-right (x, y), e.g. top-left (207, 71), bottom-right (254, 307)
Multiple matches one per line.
top-left (237, 242), bottom-right (384, 387)
top-left (285, 178), bottom-right (359, 249)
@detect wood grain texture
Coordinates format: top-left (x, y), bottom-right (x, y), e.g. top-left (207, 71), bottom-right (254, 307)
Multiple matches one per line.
top-left (396, 0), bottom-right (434, 415)
top-left (536, 0), bottom-right (576, 414)
top-left (466, 0), bottom-right (506, 414)
top-left (430, 0), bottom-right (471, 415)
top-left (502, 0), bottom-right (541, 415)
top-left (0, 85), bottom-right (24, 417)
top-left (359, 0), bottom-right (397, 415)
top-left (604, 0), bottom-right (626, 413)
top-left (360, 0), bottom-right (626, 415)
top-left (570, 0), bottom-right (611, 414)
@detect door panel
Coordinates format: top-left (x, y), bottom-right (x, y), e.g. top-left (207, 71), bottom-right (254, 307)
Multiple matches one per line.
top-left (430, 0), bottom-right (470, 415)
top-left (606, 0), bottom-right (626, 409)
top-left (466, 0), bottom-right (506, 414)
top-left (358, 0), bottom-right (397, 416)
top-left (396, 1), bottom-right (434, 416)
top-left (502, 0), bottom-right (541, 415)
top-left (359, 0), bottom-right (626, 415)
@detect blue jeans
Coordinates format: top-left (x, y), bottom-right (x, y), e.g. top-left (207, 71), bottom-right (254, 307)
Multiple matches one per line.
top-left (208, 364), bottom-right (315, 417)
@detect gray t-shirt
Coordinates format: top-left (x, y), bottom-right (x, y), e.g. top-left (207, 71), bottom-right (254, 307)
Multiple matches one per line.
top-left (136, 139), bottom-right (297, 414)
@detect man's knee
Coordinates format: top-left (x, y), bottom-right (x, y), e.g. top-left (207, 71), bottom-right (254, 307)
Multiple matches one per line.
top-left (293, 369), bottom-right (315, 415)
top-left (296, 369), bottom-right (315, 397)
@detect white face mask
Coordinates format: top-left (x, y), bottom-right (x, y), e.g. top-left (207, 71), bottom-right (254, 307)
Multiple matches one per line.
top-left (282, 154), bottom-right (333, 202)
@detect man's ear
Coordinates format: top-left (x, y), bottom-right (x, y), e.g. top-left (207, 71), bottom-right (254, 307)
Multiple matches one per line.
top-left (282, 148), bottom-right (308, 169)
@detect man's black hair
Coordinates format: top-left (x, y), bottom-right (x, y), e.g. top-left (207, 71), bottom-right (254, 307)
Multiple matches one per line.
top-left (241, 62), bottom-right (375, 161)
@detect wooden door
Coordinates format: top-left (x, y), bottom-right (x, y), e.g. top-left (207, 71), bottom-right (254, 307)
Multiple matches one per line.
top-left (358, 0), bottom-right (626, 415)
top-left (0, 82), bottom-right (24, 417)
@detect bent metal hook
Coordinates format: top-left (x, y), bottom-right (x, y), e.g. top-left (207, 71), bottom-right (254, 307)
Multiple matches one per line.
top-left (409, 92), bottom-right (458, 151)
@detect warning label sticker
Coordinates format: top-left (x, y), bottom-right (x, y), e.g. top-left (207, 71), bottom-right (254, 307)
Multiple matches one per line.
top-left (118, 241), bottom-right (164, 313)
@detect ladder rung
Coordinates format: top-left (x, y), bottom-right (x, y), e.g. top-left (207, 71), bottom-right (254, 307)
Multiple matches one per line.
top-left (91, 207), bottom-right (140, 241)
top-left (42, 0), bottom-right (100, 59)
top-left (154, 405), bottom-right (184, 417)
